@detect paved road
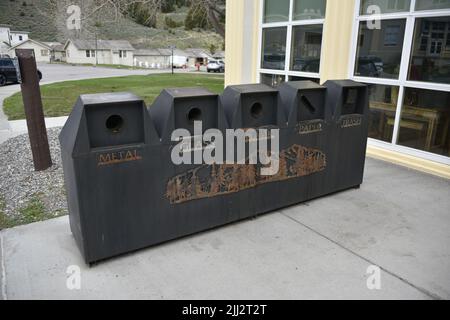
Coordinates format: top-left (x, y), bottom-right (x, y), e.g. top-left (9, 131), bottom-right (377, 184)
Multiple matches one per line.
top-left (0, 63), bottom-right (194, 143)
top-left (1, 158), bottom-right (449, 299)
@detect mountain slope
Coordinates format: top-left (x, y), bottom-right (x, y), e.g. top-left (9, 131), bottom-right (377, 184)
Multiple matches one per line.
top-left (0, 0), bottom-right (223, 49)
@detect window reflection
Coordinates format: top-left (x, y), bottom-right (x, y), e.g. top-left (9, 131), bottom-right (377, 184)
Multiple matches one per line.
top-left (288, 76), bottom-right (321, 84)
top-left (260, 73), bottom-right (285, 87)
top-left (398, 88), bottom-right (450, 156)
top-left (354, 19), bottom-right (406, 79)
top-left (408, 17), bottom-right (450, 84)
top-left (290, 25), bottom-right (323, 73)
top-left (264, 0), bottom-right (290, 23)
top-left (261, 27), bottom-right (287, 70)
top-left (360, 0), bottom-right (411, 15)
top-left (415, 0), bottom-right (450, 11)
top-left (293, 0), bottom-right (327, 21)
top-left (365, 84), bottom-right (399, 142)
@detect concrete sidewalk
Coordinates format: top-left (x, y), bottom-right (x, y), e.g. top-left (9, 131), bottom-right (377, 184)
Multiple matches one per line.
top-left (1, 158), bottom-right (449, 300)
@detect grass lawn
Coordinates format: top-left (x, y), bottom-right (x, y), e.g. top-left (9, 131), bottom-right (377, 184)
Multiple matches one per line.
top-left (3, 73), bottom-right (224, 120)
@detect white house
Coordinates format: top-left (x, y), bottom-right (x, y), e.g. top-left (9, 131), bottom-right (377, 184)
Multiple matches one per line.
top-left (0, 24), bottom-right (30, 55)
top-left (64, 39), bottom-right (135, 66)
top-left (8, 39), bottom-right (53, 63)
top-left (184, 48), bottom-right (214, 67)
top-left (43, 42), bottom-right (66, 62)
top-left (134, 49), bottom-right (170, 68)
top-left (0, 24), bottom-right (29, 46)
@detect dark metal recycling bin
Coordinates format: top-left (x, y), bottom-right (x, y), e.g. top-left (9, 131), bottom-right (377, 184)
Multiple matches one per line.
top-left (60, 81), bottom-right (369, 264)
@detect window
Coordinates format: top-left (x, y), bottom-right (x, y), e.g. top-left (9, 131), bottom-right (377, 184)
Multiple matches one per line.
top-left (85, 50), bottom-right (95, 58)
top-left (119, 50), bottom-right (127, 58)
top-left (398, 88), bottom-right (450, 156)
top-left (261, 73), bottom-right (285, 87)
top-left (360, 0), bottom-right (411, 14)
top-left (293, 0), bottom-right (326, 20)
top-left (288, 76), bottom-right (321, 83)
top-left (408, 16), bottom-right (450, 84)
top-left (354, 19), bottom-right (406, 79)
top-left (415, 0), bottom-right (450, 11)
top-left (366, 83), bottom-right (400, 142)
top-left (19, 35), bottom-right (23, 41)
top-left (290, 25), bottom-right (323, 73)
top-left (259, 0), bottom-right (326, 85)
top-left (264, 0), bottom-right (290, 23)
top-left (41, 49), bottom-right (49, 56)
top-left (261, 27), bottom-right (287, 70)
top-left (351, 0), bottom-right (450, 162)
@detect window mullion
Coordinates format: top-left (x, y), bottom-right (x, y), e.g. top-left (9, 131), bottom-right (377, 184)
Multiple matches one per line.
top-left (393, 15), bottom-right (415, 145)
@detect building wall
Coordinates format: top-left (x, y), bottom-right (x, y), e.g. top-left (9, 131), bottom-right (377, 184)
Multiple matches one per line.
top-left (8, 41), bottom-right (51, 63)
top-left (65, 42), bottom-right (112, 65)
top-left (0, 27), bottom-right (10, 46)
top-left (10, 32), bottom-right (28, 46)
top-left (134, 55), bottom-right (170, 68)
top-left (111, 50), bottom-right (134, 66)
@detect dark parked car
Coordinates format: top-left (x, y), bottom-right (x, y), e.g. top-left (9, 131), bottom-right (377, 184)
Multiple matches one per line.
top-left (0, 57), bottom-right (42, 86)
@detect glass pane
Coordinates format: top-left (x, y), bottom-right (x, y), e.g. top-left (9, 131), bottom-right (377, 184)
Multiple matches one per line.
top-left (261, 27), bottom-right (287, 70)
top-left (288, 76), bottom-right (321, 83)
top-left (408, 16), bottom-right (450, 84)
top-left (264, 0), bottom-right (290, 23)
top-left (293, 0), bottom-right (326, 20)
top-left (290, 25), bottom-right (323, 73)
top-left (365, 83), bottom-right (400, 142)
top-left (397, 88), bottom-right (450, 157)
top-left (260, 73), bottom-right (285, 87)
top-left (415, 0), bottom-right (450, 11)
top-left (354, 19), bottom-right (406, 79)
top-left (360, 0), bottom-right (411, 15)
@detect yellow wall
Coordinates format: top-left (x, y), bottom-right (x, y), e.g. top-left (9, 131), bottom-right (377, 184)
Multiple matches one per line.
top-left (320, 0), bottom-right (356, 83)
top-left (225, 0), bottom-right (260, 86)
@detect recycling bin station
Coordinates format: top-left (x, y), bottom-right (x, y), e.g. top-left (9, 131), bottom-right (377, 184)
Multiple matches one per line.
top-left (59, 80), bottom-right (369, 264)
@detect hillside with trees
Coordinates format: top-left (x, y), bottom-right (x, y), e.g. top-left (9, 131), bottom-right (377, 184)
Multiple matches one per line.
top-left (0, 0), bottom-right (225, 50)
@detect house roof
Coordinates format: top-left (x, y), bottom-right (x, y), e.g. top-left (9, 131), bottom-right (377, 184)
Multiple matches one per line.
top-left (8, 38), bottom-right (52, 51)
top-left (10, 30), bottom-right (30, 34)
top-left (134, 48), bottom-right (188, 57)
top-left (66, 39), bottom-right (135, 51)
top-left (213, 51), bottom-right (225, 58)
top-left (43, 42), bottom-right (65, 51)
top-left (184, 48), bottom-right (213, 58)
top-left (134, 49), bottom-right (165, 56)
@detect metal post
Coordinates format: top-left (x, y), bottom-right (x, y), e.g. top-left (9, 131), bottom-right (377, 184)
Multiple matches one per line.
top-left (15, 49), bottom-right (52, 171)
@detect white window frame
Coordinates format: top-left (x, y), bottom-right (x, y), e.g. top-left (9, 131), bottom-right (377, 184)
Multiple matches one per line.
top-left (257, 0), bottom-right (327, 84)
top-left (349, 0), bottom-right (450, 165)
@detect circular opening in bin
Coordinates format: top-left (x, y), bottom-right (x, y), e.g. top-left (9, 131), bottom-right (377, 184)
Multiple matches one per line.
top-left (106, 115), bottom-right (124, 133)
top-left (187, 107), bottom-right (202, 122)
top-left (250, 102), bottom-right (263, 119)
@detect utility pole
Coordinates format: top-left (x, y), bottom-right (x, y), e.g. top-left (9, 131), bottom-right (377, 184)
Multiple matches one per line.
top-left (169, 45), bottom-right (176, 75)
top-left (15, 49), bottom-right (52, 171)
top-left (95, 32), bottom-right (98, 66)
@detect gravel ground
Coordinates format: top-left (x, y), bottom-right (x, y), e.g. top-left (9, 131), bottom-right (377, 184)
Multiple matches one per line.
top-left (0, 127), bottom-right (67, 220)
